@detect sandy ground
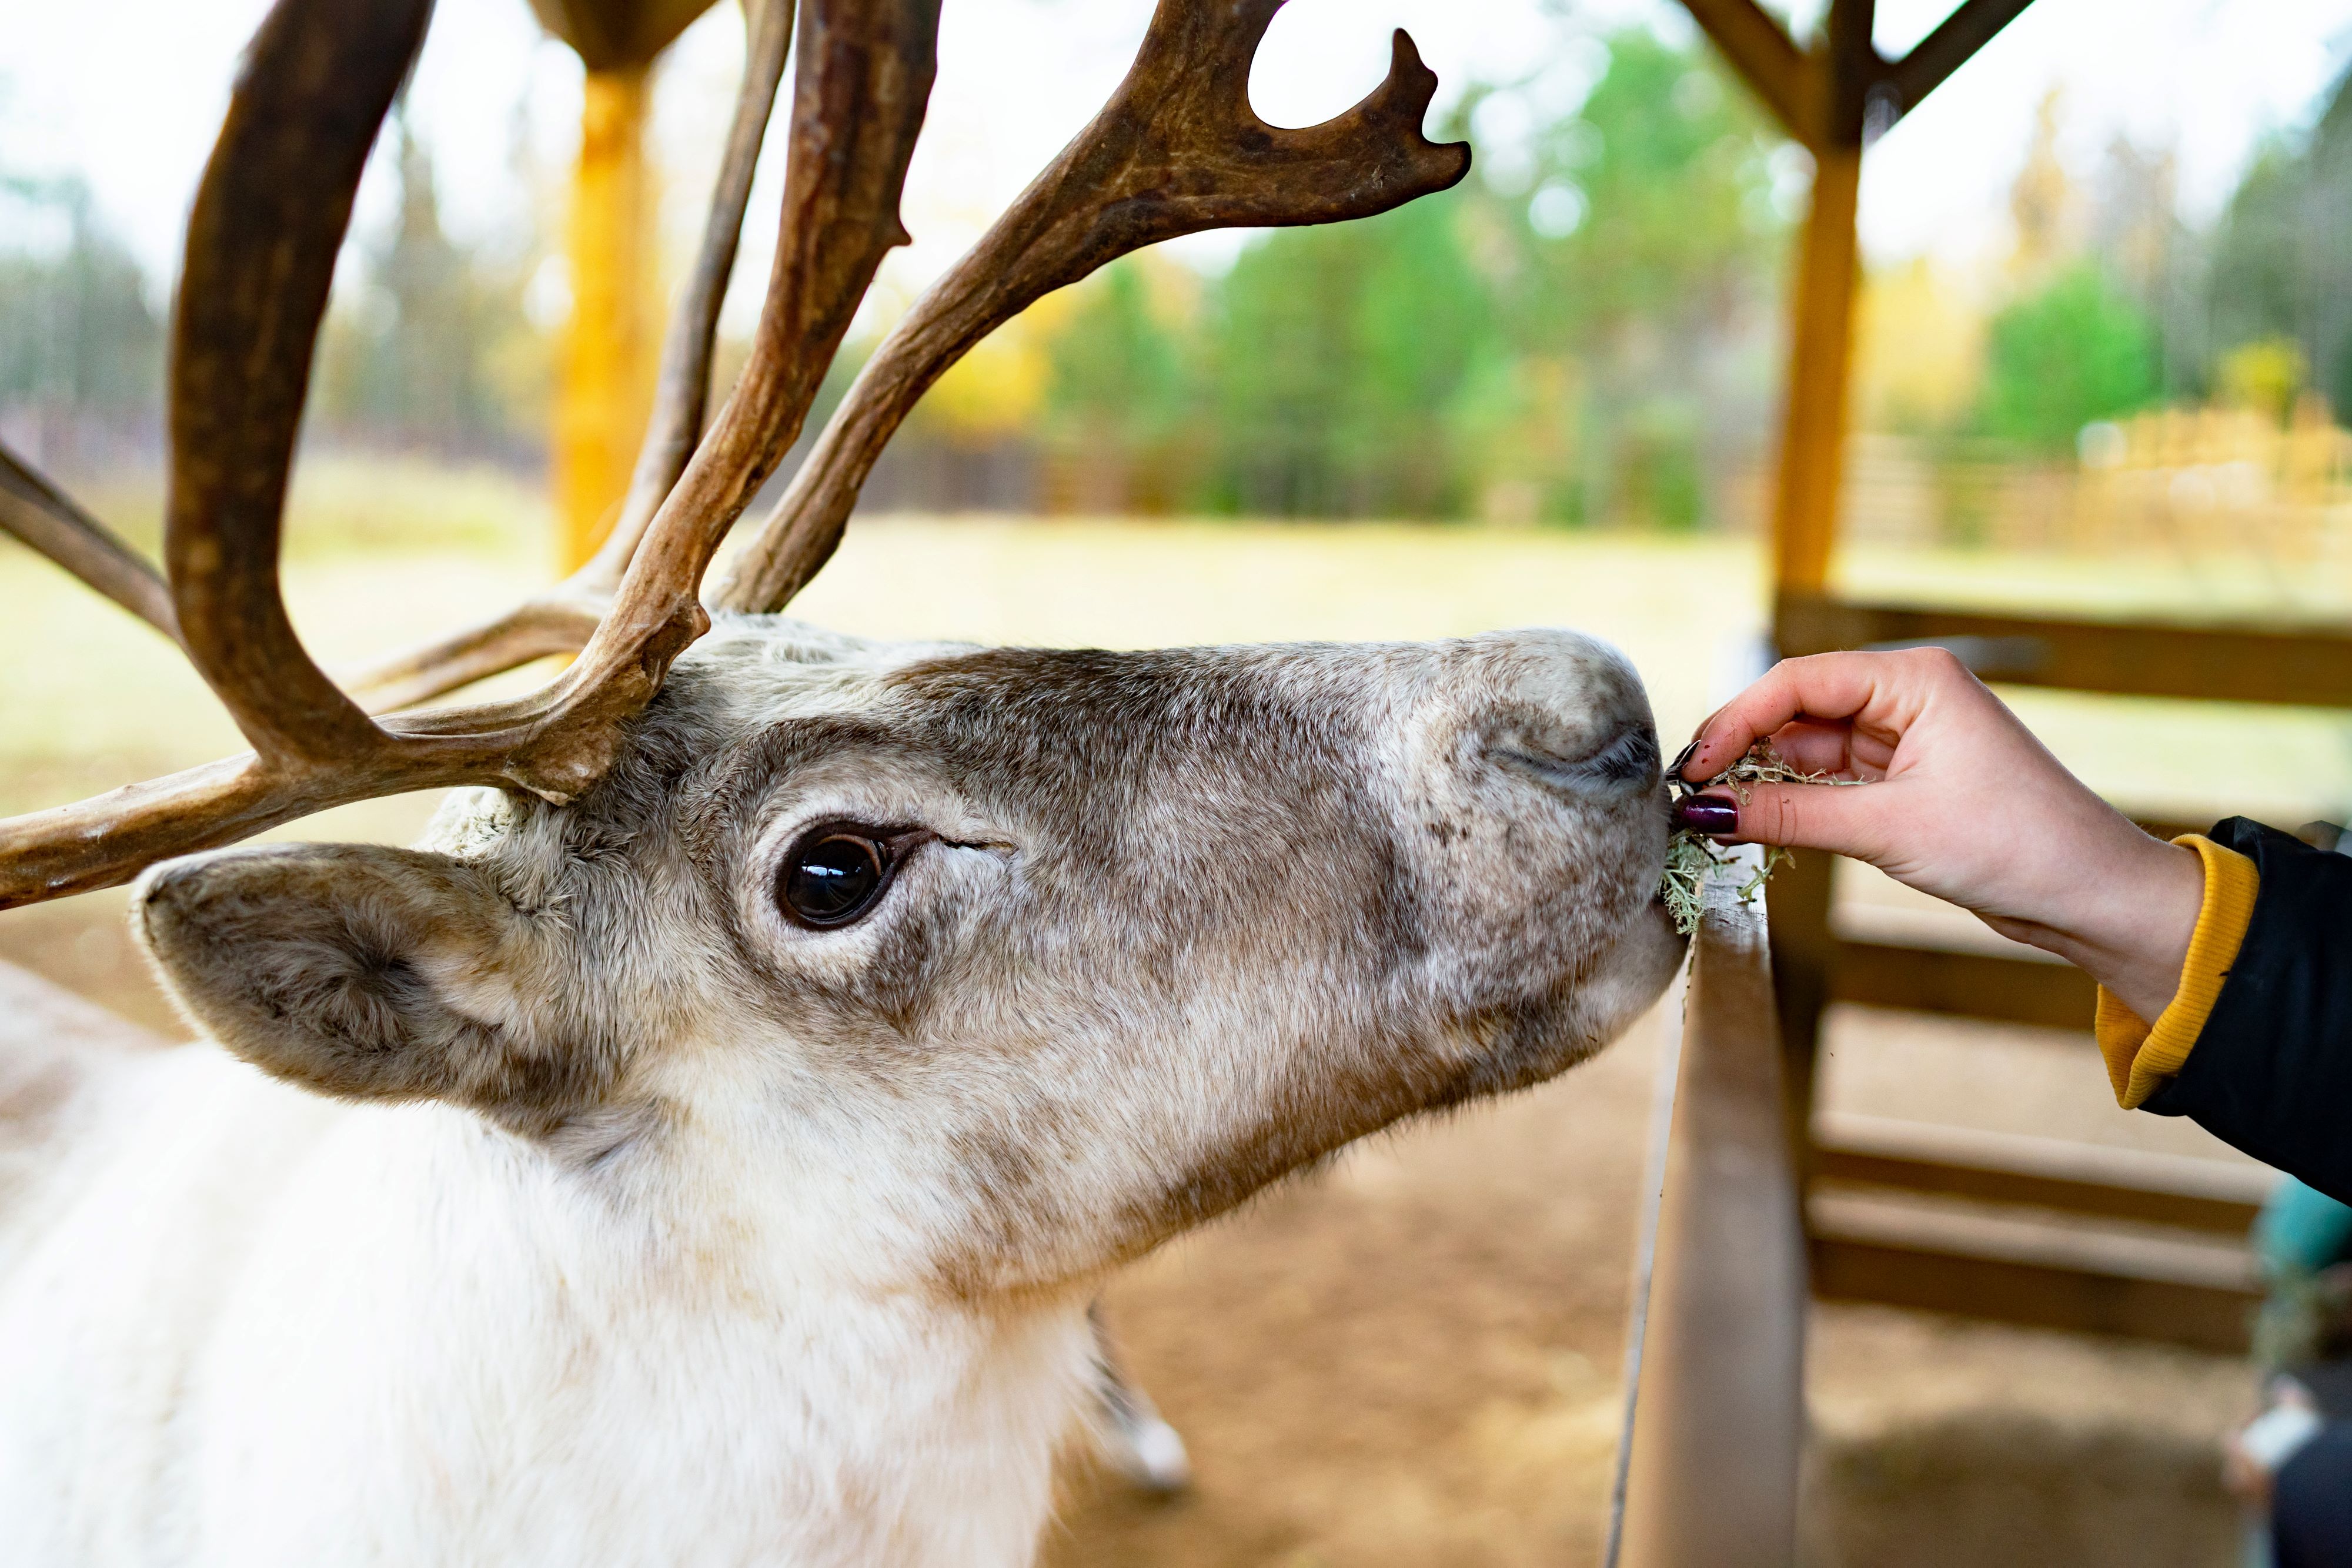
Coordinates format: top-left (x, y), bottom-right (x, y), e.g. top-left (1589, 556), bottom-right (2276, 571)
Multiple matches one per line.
top-left (2, 511), bottom-right (2310, 1564)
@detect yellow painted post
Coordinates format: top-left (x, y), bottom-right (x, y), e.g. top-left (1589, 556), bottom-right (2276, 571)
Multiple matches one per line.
top-left (1770, 141), bottom-right (1862, 600)
top-left (555, 64), bottom-right (661, 572)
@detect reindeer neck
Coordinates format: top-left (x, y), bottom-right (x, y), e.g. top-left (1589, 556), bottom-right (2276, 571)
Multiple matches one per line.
top-left (9, 1047), bottom-right (1093, 1568)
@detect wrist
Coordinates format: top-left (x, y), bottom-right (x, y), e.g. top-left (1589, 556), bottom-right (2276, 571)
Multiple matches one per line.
top-left (2003, 837), bottom-right (2203, 1021)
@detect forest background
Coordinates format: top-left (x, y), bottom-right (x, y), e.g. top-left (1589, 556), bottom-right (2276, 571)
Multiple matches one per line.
top-left (5, 14), bottom-right (2351, 540)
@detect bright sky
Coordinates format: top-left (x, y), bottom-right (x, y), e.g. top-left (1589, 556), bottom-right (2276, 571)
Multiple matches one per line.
top-left (6, 0), bottom-right (2350, 316)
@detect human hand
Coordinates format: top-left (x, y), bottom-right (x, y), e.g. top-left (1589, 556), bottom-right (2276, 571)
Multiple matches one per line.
top-left (1670, 648), bottom-right (2204, 1022)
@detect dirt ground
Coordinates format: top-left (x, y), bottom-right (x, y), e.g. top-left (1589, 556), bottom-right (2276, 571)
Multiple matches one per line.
top-left (1038, 1009), bottom-right (2253, 1568)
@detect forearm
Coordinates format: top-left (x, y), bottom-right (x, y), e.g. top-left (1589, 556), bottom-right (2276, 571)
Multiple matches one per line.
top-left (1983, 829), bottom-right (2204, 1024)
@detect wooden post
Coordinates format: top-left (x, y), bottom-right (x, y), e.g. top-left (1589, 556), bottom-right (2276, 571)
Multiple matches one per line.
top-left (1769, 141), bottom-right (1862, 597)
top-left (555, 65), bottom-right (660, 571)
top-left (526, 0), bottom-right (720, 569)
top-left (1758, 0), bottom-right (1870, 1176)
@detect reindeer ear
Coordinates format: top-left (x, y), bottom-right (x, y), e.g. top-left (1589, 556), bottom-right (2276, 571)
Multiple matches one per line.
top-left (132, 844), bottom-right (609, 1133)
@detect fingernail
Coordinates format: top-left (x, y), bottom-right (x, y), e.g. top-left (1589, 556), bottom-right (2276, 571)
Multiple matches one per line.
top-left (1672, 797), bottom-right (1738, 835)
top-left (1668, 738), bottom-right (1702, 781)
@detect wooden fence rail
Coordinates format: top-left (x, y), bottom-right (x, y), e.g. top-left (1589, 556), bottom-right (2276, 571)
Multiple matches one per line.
top-left (1619, 854), bottom-right (1808, 1567)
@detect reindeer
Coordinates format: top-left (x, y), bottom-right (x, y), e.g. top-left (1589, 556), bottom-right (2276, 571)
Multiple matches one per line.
top-left (0, 0), bottom-right (1686, 1562)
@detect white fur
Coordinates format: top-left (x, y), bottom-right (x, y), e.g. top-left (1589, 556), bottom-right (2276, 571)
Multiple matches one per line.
top-left (0, 1047), bottom-right (1092, 1567)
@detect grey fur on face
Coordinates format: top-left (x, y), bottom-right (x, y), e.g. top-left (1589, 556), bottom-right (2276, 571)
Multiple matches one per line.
top-left (135, 617), bottom-right (1684, 1296)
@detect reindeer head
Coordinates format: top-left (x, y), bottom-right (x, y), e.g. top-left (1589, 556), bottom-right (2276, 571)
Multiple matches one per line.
top-left (2, 0), bottom-right (1683, 1290)
top-left (132, 620), bottom-right (1680, 1294)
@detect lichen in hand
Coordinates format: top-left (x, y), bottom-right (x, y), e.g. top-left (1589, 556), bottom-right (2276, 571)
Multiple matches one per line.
top-left (1658, 745), bottom-right (1855, 937)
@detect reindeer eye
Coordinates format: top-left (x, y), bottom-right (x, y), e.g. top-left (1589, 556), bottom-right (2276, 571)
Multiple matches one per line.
top-left (780, 831), bottom-right (893, 928)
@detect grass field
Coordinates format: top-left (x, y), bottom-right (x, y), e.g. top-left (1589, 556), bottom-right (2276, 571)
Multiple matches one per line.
top-left (8, 459), bottom-right (2351, 827)
top-left (8, 463), bottom-right (2348, 1019)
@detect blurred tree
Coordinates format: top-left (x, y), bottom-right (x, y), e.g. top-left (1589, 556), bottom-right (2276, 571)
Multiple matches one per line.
top-left (0, 175), bottom-right (163, 432)
top-left (2218, 336), bottom-right (2307, 424)
top-left (1046, 260), bottom-right (1182, 443)
top-left (1855, 258), bottom-right (1984, 435)
top-left (315, 118), bottom-right (548, 460)
top-left (2009, 89), bottom-right (2084, 284)
top-left (1505, 29), bottom-right (1778, 347)
top-left (1453, 25), bottom-right (1783, 524)
top-left (1040, 259), bottom-right (1187, 511)
top-left (1171, 23), bottom-right (1780, 524)
top-left (1200, 192), bottom-right (1490, 517)
top-left (1975, 263), bottom-right (2161, 452)
top-left (2206, 61), bottom-right (2352, 415)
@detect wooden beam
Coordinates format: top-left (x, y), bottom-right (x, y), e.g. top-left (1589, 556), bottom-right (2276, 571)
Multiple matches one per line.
top-left (556, 65), bottom-right (662, 569)
top-left (1680, 0), bottom-right (1822, 146)
top-left (1776, 591), bottom-right (2352, 707)
top-left (1769, 149), bottom-right (1862, 596)
top-left (1824, 0), bottom-right (1880, 146)
top-left (1830, 939), bottom-right (2094, 1030)
top-left (1765, 849), bottom-right (1836, 1164)
top-left (1882, 0), bottom-right (2036, 118)
top-left (1815, 1112), bottom-right (2277, 1234)
top-left (529, 0), bottom-right (716, 72)
top-left (1622, 855), bottom-right (1805, 1567)
top-left (1810, 1190), bottom-right (2259, 1353)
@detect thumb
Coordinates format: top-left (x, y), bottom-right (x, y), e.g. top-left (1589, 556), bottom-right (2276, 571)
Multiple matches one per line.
top-left (1696, 780), bottom-right (1894, 860)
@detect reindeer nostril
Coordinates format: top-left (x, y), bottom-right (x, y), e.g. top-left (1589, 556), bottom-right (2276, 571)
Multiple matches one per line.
top-left (1491, 724), bottom-right (1660, 796)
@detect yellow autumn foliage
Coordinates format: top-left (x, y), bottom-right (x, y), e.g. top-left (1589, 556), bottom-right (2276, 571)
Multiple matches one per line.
top-left (1855, 257), bottom-right (1985, 433)
top-left (921, 289), bottom-right (1080, 439)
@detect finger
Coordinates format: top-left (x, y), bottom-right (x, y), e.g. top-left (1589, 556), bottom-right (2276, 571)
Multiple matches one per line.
top-left (1762, 720), bottom-right (1872, 778)
top-left (1685, 778), bottom-right (1895, 859)
top-left (1681, 651), bottom-right (1942, 780)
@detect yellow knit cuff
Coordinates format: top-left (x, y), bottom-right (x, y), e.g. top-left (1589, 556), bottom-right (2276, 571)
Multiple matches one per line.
top-left (2094, 835), bottom-right (2260, 1109)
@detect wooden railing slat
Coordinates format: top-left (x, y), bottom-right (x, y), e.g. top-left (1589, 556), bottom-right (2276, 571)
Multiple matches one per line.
top-left (1620, 860), bottom-right (1805, 1568)
top-left (1777, 591), bottom-right (2352, 708)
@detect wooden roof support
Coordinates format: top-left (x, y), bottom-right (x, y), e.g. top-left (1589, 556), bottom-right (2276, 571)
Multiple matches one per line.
top-left (1683, 0), bottom-right (2036, 151)
top-left (1679, 0), bottom-right (1823, 146)
top-left (1676, 0), bottom-right (2036, 591)
top-left (1883, 0), bottom-right (2038, 115)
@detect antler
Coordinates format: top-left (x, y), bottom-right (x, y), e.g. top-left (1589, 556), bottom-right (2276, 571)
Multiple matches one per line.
top-left (713, 0), bottom-right (1470, 613)
top-left (0, 0), bottom-right (940, 908)
top-left (0, 438), bottom-right (180, 644)
top-left (343, 0), bottom-right (796, 714)
top-left (350, 0), bottom-right (1470, 704)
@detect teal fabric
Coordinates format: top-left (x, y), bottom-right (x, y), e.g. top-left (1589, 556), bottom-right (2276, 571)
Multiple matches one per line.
top-left (2258, 1179), bottom-right (2352, 1279)
top-left (2253, 1178), bottom-right (2352, 1372)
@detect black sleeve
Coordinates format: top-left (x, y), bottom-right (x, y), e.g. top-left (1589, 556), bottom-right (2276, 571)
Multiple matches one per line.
top-left (2141, 818), bottom-right (2352, 1205)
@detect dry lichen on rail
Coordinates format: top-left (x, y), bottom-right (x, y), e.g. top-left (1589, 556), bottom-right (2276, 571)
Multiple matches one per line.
top-left (1659, 748), bottom-right (1869, 937)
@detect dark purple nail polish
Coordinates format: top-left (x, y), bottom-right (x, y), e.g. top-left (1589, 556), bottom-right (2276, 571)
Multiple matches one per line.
top-left (1668, 738), bottom-right (1702, 782)
top-left (1672, 797), bottom-right (1738, 835)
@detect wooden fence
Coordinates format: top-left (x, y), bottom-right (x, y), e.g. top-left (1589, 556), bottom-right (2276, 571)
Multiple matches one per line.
top-left (1616, 851), bottom-right (1808, 1568)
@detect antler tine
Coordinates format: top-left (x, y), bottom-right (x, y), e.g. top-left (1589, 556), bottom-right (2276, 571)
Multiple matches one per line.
top-left (0, 437), bottom-right (181, 644)
top-left (343, 596), bottom-right (606, 716)
top-left (372, 0), bottom-right (937, 761)
top-left (343, 0), bottom-right (797, 714)
top-left (713, 0), bottom-right (1469, 614)
top-left (168, 0), bottom-right (432, 767)
top-left (0, 0), bottom-right (940, 909)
